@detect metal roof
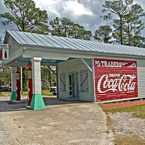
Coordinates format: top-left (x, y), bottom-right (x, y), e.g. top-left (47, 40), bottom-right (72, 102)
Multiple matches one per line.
top-left (4, 30), bottom-right (145, 58)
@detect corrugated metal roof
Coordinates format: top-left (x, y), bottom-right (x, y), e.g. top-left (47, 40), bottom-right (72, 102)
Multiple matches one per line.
top-left (5, 30), bottom-right (145, 58)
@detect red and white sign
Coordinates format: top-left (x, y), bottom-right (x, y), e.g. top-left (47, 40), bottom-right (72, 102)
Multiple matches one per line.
top-left (94, 58), bottom-right (138, 101)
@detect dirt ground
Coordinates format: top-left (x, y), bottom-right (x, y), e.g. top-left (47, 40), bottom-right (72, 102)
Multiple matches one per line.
top-left (1, 97), bottom-right (145, 145)
top-left (106, 112), bottom-right (145, 145)
top-left (0, 97), bottom-right (114, 145)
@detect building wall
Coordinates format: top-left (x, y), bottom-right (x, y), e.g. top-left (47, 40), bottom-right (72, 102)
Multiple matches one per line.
top-left (57, 59), bottom-right (95, 101)
top-left (137, 59), bottom-right (145, 99)
top-left (58, 57), bottom-right (145, 102)
top-left (93, 57), bottom-right (145, 102)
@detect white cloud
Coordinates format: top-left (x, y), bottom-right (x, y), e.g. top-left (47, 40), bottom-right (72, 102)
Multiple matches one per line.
top-left (33, 0), bottom-right (145, 31)
top-left (33, 0), bottom-right (61, 16)
top-left (33, 0), bottom-right (94, 16)
top-left (63, 0), bottom-right (93, 16)
top-left (33, 0), bottom-right (95, 30)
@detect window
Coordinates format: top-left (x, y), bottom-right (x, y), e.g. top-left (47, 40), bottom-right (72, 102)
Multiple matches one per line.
top-left (60, 73), bottom-right (66, 92)
top-left (80, 70), bottom-right (88, 92)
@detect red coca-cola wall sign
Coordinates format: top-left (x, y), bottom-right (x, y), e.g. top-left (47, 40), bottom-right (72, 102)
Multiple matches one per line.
top-left (94, 58), bottom-right (138, 101)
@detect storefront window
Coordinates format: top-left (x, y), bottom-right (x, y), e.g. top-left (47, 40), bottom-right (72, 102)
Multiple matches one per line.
top-left (60, 73), bottom-right (66, 92)
top-left (80, 70), bottom-right (88, 92)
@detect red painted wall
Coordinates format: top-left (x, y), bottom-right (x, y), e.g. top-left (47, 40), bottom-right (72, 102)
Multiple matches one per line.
top-left (94, 58), bottom-right (138, 101)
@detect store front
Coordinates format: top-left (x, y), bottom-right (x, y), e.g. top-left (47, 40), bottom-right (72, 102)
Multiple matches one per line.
top-left (57, 57), bottom-right (144, 102)
top-left (3, 30), bottom-right (145, 110)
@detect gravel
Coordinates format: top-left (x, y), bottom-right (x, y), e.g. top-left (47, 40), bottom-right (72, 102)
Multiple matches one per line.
top-left (109, 112), bottom-right (145, 140)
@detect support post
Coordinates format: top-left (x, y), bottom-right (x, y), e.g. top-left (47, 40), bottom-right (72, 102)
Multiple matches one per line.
top-left (20, 67), bottom-right (23, 95)
top-left (16, 67), bottom-right (21, 101)
top-left (81, 58), bottom-right (92, 72)
top-left (27, 64), bottom-right (32, 106)
top-left (31, 57), bottom-right (45, 110)
top-left (10, 67), bottom-right (17, 101)
top-left (56, 64), bottom-right (59, 99)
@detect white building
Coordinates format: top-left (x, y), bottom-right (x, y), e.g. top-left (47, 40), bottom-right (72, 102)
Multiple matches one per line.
top-left (3, 30), bottom-right (145, 110)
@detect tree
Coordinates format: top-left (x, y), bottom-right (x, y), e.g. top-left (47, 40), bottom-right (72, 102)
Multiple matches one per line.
top-left (50, 17), bottom-right (92, 40)
top-left (0, 0), bottom-right (48, 33)
top-left (103, 0), bottom-right (128, 44)
top-left (123, 3), bottom-right (145, 46)
top-left (103, 0), bottom-right (145, 47)
top-left (94, 25), bottom-right (112, 43)
top-left (0, 0), bottom-right (49, 91)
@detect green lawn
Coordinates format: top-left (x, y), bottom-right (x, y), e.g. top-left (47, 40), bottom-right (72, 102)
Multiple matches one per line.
top-left (0, 90), bottom-right (53, 97)
top-left (0, 91), bottom-right (10, 96)
top-left (104, 105), bottom-right (145, 119)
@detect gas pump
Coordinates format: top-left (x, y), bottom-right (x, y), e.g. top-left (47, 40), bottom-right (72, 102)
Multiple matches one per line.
top-left (16, 68), bottom-right (21, 101)
top-left (27, 64), bottom-right (32, 106)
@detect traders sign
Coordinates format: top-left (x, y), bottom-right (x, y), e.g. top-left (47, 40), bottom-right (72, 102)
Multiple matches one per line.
top-left (94, 58), bottom-right (138, 101)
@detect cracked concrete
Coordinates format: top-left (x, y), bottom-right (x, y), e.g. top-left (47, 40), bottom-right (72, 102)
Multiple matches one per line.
top-left (0, 97), bottom-right (114, 145)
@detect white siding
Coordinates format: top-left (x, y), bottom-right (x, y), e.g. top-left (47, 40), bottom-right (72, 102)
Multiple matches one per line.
top-left (137, 59), bottom-right (145, 99)
top-left (8, 36), bottom-right (19, 58)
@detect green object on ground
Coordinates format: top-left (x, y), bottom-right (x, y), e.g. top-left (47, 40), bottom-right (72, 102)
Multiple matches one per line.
top-left (10, 91), bottom-right (17, 101)
top-left (104, 105), bottom-right (145, 119)
top-left (31, 94), bottom-right (45, 110)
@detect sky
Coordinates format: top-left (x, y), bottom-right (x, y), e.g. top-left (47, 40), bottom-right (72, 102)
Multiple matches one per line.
top-left (0, 0), bottom-right (145, 42)
top-left (33, 0), bottom-right (145, 31)
top-left (33, 0), bottom-right (104, 31)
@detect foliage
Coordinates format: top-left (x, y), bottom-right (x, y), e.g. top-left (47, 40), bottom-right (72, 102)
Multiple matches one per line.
top-left (94, 25), bottom-right (112, 43)
top-left (102, 0), bottom-right (145, 47)
top-left (49, 17), bottom-right (92, 40)
top-left (0, 0), bottom-right (48, 33)
top-left (0, 67), bottom-right (11, 85)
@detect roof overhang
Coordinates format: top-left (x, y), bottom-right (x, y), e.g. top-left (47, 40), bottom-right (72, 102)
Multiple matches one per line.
top-left (3, 30), bottom-right (145, 67)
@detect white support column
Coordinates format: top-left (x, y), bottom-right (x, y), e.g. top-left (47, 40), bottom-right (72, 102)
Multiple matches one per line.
top-left (10, 67), bottom-right (17, 101)
top-left (31, 57), bottom-right (45, 110)
top-left (32, 57), bottom-right (42, 94)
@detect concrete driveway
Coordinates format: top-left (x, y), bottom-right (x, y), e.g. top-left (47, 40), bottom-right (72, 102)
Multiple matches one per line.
top-left (0, 97), bottom-right (114, 145)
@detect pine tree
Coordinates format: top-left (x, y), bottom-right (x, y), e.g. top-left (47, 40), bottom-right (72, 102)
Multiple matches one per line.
top-left (0, 0), bottom-right (48, 33)
top-left (94, 25), bottom-right (112, 43)
top-left (103, 0), bottom-right (145, 47)
top-left (50, 17), bottom-right (92, 40)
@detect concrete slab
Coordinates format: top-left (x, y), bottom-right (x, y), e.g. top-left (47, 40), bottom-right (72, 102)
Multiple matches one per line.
top-left (0, 97), bottom-right (114, 145)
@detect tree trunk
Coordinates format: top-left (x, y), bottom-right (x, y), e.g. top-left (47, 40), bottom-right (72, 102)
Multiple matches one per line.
top-left (120, 15), bottom-right (123, 45)
top-left (127, 23), bottom-right (131, 46)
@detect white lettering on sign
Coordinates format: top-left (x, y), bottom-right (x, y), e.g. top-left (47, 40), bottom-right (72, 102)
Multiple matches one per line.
top-left (97, 74), bottom-right (136, 93)
top-left (94, 60), bottom-right (136, 68)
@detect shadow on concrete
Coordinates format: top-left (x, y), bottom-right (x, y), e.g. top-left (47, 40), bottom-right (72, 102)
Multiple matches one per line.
top-left (44, 97), bottom-right (82, 106)
top-left (0, 100), bottom-right (27, 112)
top-left (0, 97), bottom-right (86, 112)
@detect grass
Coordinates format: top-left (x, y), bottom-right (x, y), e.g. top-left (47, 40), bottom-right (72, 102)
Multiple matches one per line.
top-left (0, 90), bottom-right (53, 97)
top-left (22, 90), bottom-right (53, 96)
top-left (0, 91), bottom-right (10, 97)
top-left (103, 105), bottom-right (145, 119)
top-left (42, 89), bottom-right (53, 96)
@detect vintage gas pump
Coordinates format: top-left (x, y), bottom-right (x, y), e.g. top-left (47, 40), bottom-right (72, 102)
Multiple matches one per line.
top-left (27, 64), bottom-right (32, 106)
top-left (16, 67), bottom-right (21, 101)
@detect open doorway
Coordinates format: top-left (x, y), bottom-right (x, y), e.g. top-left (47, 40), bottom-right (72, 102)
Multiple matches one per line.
top-left (68, 72), bottom-right (79, 100)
